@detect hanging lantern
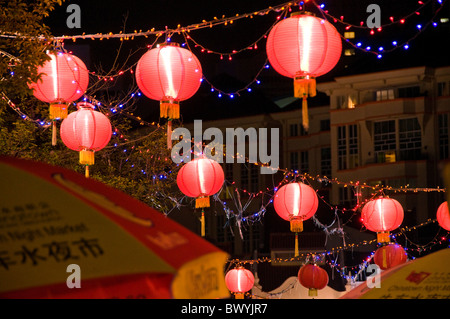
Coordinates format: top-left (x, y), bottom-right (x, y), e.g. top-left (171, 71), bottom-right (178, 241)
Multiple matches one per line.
top-left (266, 12), bottom-right (341, 131)
top-left (60, 102), bottom-right (112, 178)
top-left (225, 267), bottom-right (254, 299)
top-left (28, 51), bottom-right (89, 145)
top-left (437, 201), bottom-right (450, 231)
top-left (273, 182), bottom-right (318, 257)
top-left (374, 243), bottom-right (407, 270)
top-left (361, 197), bottom-right (404, 244)
top-left (177, 156), bottom-right (224, 237)
top-left (135, 43), bottom-right (202, 148)
top-left (298, 263), bottom-right (329, 297)
top-left (273, 182), bottom-right (318, 232)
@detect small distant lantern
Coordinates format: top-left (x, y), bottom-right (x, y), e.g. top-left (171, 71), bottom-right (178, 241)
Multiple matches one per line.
top-left (273, 182), bottom-right (318, 256)
top-left (298, 263), bottom-right (329, 297)
top-left (60, 102), bottom-right (112, 178)
top-left (28, 51), bottom-right (89, 145)
top-left (135, 43), bottom-right (202, 148)
top-left (374, 243), bottom-right (407, 270)
top-left (177, 156), bottom-right (224, 237)
top-left (225, 267), bottom-right (255, 299)
top-left (436, 201), bottom-right (450, 231)
top-left (361, 197), bottom-right (404, 244)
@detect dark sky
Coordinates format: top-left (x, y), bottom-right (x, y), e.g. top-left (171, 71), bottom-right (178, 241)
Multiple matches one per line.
top-left (43, 0), bottom-right (450, 121)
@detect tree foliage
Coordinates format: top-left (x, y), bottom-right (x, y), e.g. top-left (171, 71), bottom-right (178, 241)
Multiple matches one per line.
top-left (0, 0), bottom-right (181, 214)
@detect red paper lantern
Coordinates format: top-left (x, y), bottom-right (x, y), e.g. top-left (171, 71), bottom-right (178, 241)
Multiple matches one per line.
top-left (177, 156), bottom-right (224, 236)
top-left (29, 51), bottom-right (89, 145)
top-left (374, 243), bottom-right (407, 270)
top-left (437, 201), bottom-right (450, 231)
top-left (273, 182), bottom-right (318, 256)
top-left (225, 267), bottom-right (254, 299)
top-left (361, 197), bottom-right (404, 244)
top-left (135, 43), bottom-right (202, 148)
top-left (266, 12), bottom-right (341, 131)
top-left (60, 102), bottom-right (112, 178)
top-left (298, 264), bottom-right (329, 297)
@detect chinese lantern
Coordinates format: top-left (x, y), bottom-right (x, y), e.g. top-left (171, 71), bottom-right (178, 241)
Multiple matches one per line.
top-left (266, 12), bottom-right (341, 131)
top-left (135, 43), bottom-right (202, 148)
top-left (437, 201), bottom-right (450, 231)
top-left (60, 102), bottom-right (112, 178)
top-left (177, 156), bottom-right (224, 236)
top-left (225, 267), bottom-right (254, 299)
top-left (374, 243), bottom-right (407, 270)
top-left (273, 182), bottom-right (318, 256)
top-left (298, 263), bottom-right (328, 297)
top-left (29, 51), bottom-right (89, 145)
top-left (361, 197), bottom-right (404, 244)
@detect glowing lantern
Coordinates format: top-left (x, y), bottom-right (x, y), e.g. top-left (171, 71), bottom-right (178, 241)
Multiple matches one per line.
top-left (177, 156), bottom-right (224, 236)
top-left (225, 267), bottom-right (254, 299)
top-left (374, 243), bottom-right (407, 270)
top-left (298, 263), bottom-right (329, 297)
top-left (361, 197), bottom-right (404, 244)
top-left (135, 43), bottom-right (202, 148)
top-left (437, 201), bottom-right (450, 231)
top-left (60, 102), bottom-right (112, 178)
top-left (266, 12), bottom-right (342, 131)
top-left (29, 51), bottom-right (89, 145)
top-left (273, 182), bottom-right (318, 256)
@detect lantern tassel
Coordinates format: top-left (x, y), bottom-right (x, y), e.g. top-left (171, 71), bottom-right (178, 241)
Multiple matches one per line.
top-left (377, 231), bottom-right (391, 244)
top-left (195, 196), bottom-right (210, 208)
top-left (85, 165), bottom-right (89, 178)
top-left (302, 96), bottom-right (309, 132)
top-left (160, 100), bottom-right (180, 119)
top-left (382, 246), bottom-right (387, 269)
top-left (294, 232), bottom-right (299, 257)
top-left (234, 293), bottom-right (244, 299)
top-left (308, 288), bottom-right (318, 297)
top-left (201, 209), bottom-right (205, 237)
top-left (167, 120), bottom-right (173, 149)
top-left (52, 121), bottom-right (57, 146)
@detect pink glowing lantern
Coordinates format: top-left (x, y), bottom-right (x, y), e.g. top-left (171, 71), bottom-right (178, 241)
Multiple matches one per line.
top-left (437, 201), bottom-right (450, 231)
top-left (60, 102), bottom-right (111, 178)
top-left (225, 267), bottom-right (255, 299)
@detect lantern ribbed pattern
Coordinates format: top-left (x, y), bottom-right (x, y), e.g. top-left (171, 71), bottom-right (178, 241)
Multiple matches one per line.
top-left (135, 43), bottom-right (202, 119)
top-left (60, 102), bottom-right (111, 177)
top-left (437, 201), bottom-right (450, 231)
top-left (361, 197), bottom-right (404, 244)
top-left (273, 182), bottom-right (318, 231)
top-left (266, 13), bottom-right (341, 131)
top-left (225, 267), bottom-right (255, 299)
top-left (29, 52), bottom-right (89, 119)
top-left (298, 264), bottom-right (329, 297)
top-left (177, 157), bottom-right (224, 237)
top-left (374, 243), bottom-right (407, 270)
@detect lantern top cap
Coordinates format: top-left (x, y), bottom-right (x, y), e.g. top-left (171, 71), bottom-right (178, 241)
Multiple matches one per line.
top-left (77, 102), bottom-right (94, 110)
top-left (156, 42), bottom-right (181, 48)
top-left (290, 11), bottom-right (316, 17)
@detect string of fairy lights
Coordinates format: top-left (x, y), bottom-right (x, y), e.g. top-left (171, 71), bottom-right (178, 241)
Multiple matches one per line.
top-left (2, 0), bottom-right (450, 289)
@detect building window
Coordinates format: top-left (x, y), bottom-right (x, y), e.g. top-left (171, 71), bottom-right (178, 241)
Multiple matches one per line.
top-left (289, 124), bottom-right (298, 137)
top-left (300, 151), bottom-right (309, 173)
top-left (321, 147), bottom-right (331, 177)
top-left (374, 120), bottom-right (396, 163)
top-left (290, 151), bottom-right (299, 171)
top-left (374, 118), bottom-right (423, 163)
top-left (241, 164), bottom-right (259, 193)
top-left (337, 125), bottom-right (359, 170)
top-left (398, 86), bottom-right (420, 98)
top-left (320, 119), bottom-right (330, 131)
top-left (438, 82), bottom-right (446, 97)
top-left (376, 89), bottom-right (395, 101)
top-left (398, 118), bottom-right (422, 160)
top-left (338, 126), bottom-right (347, 170)
top-left (439, 113), bottom-right (449, 160)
